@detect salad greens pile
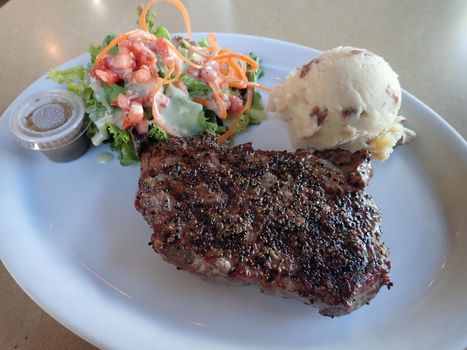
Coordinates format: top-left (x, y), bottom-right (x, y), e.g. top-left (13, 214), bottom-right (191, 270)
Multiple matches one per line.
top-left (48, 8), bottom-right (266, 166)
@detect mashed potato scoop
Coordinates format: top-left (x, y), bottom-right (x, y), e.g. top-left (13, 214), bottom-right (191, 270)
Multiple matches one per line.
top-left (269, 46), bottom-right (415, 160)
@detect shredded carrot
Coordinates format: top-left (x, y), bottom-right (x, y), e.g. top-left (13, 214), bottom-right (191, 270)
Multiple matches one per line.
top-left (165, 39), bottom-right (202, 68)
top-left (165, 62), bottom-right (175, 80)
top-left (227, 80), bottom-right (247, 89)
top-left (217, 87), bottom-right (253, 144)
top-left (208, 82), bottom-right (227, 119)
top-left (214, 52), bottom-right (258, 72)
top-left (241, 60), bottom-right (247, 73)
top-left (242, 87), bottom-right (254, 113)
top-left (94, 33), bottom-right (130, 66)
top-left (219, 62), bottom-right (230, 76)
top-left (192, 98), bottom-right (210, 106)
top-left (188, 45), bottom-right (211, 59)
top-left (219, 48), bottom-right (230, 56)
top-left (217, 115), bottom-right (241, 144)
top-left (229, 57), bottom-right (247, 81)
top-left (139, 0), bottom-right (192, 40)
top-left (208, 33), bottom-right (220, 54)
top-left (247, 82), bottom-right (272, 92)
top-left (162, 62), bottom-right (182, 84)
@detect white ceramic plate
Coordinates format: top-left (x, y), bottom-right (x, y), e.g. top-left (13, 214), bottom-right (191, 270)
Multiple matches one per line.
top-left (1, 34), bottom-right (466, 350)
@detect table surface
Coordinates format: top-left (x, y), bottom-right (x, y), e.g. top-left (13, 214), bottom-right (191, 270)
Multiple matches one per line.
top-left (0, 0), bottom-right (465, 349)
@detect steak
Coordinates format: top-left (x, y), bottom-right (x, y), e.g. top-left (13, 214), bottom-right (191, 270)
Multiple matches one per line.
top-left (135, 135), bottom-right (391, 317)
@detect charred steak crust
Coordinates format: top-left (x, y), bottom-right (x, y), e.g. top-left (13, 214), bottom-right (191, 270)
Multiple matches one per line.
top-left (135, 135), bottom-right (392, 317)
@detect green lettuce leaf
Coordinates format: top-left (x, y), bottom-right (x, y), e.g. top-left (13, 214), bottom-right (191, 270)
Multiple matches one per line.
top-left (101, 83), bottom-right (127, 104)
top-left (134, 121), bottom-right (168, 152)
top-left (198, 110), bottom-right (218, 135)
top-left (88, 34), bottom-right (118, 64)
top-left (154, 25), bottom-right (171, 40)
top-left (67, 81), bottom-right (93, 104)
top-left (136, 6), bottom-right (170, 39)
top-left (197, 109), bottom-right (226, 136)
top-left (235, 115), bottom-right (250, 134)
top-left (48, 66), bottom-right (86, 85)
top-left (180, 75), bottom-right (210, 91)
top-left (244, 91), bottom-right (266, 122)
top-left (137, 5), bottom-right (157, 35)
top-left (85, 102), bottom-right (108, 122)
top-left (147, 122), bottom-right (168, 142)
top-left (48, 65), bottom-right (112, 146)
top-left (230, 92), bottom-right (265, 136)
top-left (48, 67), bottom-right (96, 107)
top-left (107, 124), bottom-right (138, 166)
top-left (247, 52), bottom-right (264, 83)
top-left (198, 37), bottom-right (209, 47)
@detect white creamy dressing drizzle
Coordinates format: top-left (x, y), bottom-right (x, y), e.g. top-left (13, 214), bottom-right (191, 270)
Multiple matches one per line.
top-left (97, 152), bottom-right (114, 164)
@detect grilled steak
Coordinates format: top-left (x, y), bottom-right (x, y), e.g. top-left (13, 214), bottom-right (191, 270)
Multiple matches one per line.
top-left (135, 135), bottom-right (391, 317)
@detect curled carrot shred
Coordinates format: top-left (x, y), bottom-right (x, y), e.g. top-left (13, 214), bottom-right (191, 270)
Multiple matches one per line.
top-left (214, 52), bottom-right (258, 72)
top-left (188, 45), bottom-right (212, 59)
top-left (208, 82), bottom-right (227, 120)
top-left (247, 82), bottom-right (272, 92)
top-left (217, 87), bottom-right (253, 144)
top-left (208, 33), bottom-right (220, 54)
top-left (165, 39), bottom-right (202, 69)
top-left (242, 87), bottom-right (254, 113)
top-left (192, 98), bottom-right (210, 106)
top-left (217, 116), bottom-right (241, 144)
top-left (229, 57), bottom-right (247, 82)
top-left (94, 33), bottom-right (130, 66)
top-left (165, 62), bottom-right (175, 80)
top-left (162, 62), bottom-right (182, 84)
top-left (139, 0), bottom-right (192, 40)
top-left (228, 81), bottom-right (248, 89)
top-left (219, 63), bottom-right (230, 76)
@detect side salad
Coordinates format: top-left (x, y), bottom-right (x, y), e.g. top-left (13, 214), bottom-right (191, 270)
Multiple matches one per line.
top-left (48, 0), bottom-right (269, 165)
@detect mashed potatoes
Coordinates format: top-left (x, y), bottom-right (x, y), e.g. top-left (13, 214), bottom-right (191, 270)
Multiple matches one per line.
top-left (268, 46), bottom-right (415, 160)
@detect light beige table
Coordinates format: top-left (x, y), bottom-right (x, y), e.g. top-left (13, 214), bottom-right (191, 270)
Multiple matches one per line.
top-left (0, 0), bottom-right (465, 349)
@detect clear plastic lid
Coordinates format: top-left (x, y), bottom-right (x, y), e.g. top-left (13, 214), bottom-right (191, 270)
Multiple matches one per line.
top-left (9, 90), bottom-right (86, 151)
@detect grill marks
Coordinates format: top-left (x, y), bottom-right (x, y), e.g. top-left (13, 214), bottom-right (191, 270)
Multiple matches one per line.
top-left (135, 135), bottom-right (391, 316)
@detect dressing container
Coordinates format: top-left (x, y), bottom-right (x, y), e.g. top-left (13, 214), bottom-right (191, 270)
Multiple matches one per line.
top-left (9, 90), bottom-right (90, 162)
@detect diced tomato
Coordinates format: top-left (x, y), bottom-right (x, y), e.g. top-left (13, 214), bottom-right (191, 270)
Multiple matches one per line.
top-left (117, 46), bottom-right (131, 55)
top-left (95, 69), bottom-right (120, 84)
top-left (121, 112), bottom-right (132, 129)
top-left (114, 93), bottom-right (130, 109)
top-left (152, 38), bottom-right (171, 59)
top-left (108, 52), bottom-right (135, 72)
top-left (135, 120), bottom-right (149, 134)
top-left (132, 41), bottom-right (157, 65)
top-left (133, 65), bottom-right (153, 83)
top-left (130, 41), bottom-right (158, 76)
top-left (197, 61), bottom-right (228, 89)
top-left (228, 95), bottom-right (244, 114)
top-left (92, 57), bottom-right (108, 71)
top-left (121, 103), bottom-right (145, 129)
top-left (199, 64), bottom-right (218, 84)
